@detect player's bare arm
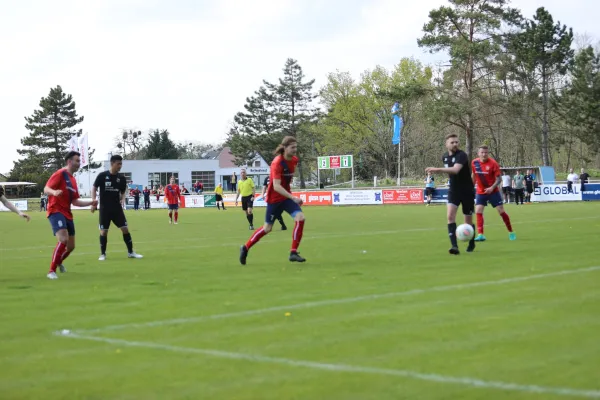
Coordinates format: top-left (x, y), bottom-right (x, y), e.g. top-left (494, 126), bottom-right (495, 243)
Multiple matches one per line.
top-left (273, 179), bottom-right (302, 205)
top-left (485, 176), bottom-right (502, 195)
top-left (91, 185), bottom-right (98, 213)
top-left (73, 198), bottom-right (96, 208)
top-left (0, 194), bottom-right (30, 221)
top-left (44, 185), bottom-right (62, 197)
top-left (426, 163), bottom-right (464, 176)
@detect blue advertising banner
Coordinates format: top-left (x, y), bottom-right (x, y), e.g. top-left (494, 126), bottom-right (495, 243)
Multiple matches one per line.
top-left (423, 188), bottom-right (448, 203)
top-left (582, 183), bottom-right (600, 201)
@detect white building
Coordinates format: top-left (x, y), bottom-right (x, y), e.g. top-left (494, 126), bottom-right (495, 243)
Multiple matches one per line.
top-left (75, 147), bottom-right (270, 195)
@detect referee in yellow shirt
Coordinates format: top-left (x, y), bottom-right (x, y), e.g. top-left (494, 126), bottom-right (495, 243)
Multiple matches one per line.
top-left (214, 183), bottom-right (226, 210)
top-left (235, 169), bottom-right (256, 230)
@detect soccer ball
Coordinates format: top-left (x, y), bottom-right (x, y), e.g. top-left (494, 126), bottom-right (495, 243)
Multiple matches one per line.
top-left (456, 224), bottom-right (474, 242)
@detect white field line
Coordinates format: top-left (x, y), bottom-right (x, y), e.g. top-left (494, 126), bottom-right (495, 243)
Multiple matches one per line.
top-left (2, 215), bottom-right (598, 260)
top-left (57, 332), bottom-right (600, 398)
top-left (79, 266), bottom-right (600, 334)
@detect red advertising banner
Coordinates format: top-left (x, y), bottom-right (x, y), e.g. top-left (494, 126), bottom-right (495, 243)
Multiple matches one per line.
top-left (292, 191), bottom-right (333, 206)
top-left (329, 156), bottom-right (341, 169)
top-left (382, 189), bottom-right (423, 204)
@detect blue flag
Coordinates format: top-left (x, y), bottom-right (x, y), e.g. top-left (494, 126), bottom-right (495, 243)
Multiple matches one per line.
top-left (391, 102), bottom-right (403, 145)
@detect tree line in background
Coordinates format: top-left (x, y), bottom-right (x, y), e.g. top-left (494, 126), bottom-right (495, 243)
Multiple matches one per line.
top-left (8, 1), bottom-right (600, 193)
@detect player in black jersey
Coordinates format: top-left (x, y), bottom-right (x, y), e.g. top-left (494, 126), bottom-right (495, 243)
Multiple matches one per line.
top-left (91, 155), bottom-right (143, 261)
top-left (261, 176), bottom-right (287, 230)
top-left (426, 133), bottom-right (476, 255)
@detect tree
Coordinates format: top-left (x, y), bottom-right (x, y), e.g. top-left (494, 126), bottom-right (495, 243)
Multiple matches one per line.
top-left (269, 58), bottom-right (320, 187)
top-left (228, 85), bottom-right (282, 165)
top-left (20, 85), bottom-right (84, 171)
top-left (144, 129), bottom-right (179, 159)
top-left (558, 46), bottom-right (600, 154)
top-left (418, 0), bottom-right (521, 157)
top-left (510, 7), bottom-right (573, 165)
top-left (114, 129), bottom-right (145, 159)
top-left (227, 59), bottom-right (320, 187)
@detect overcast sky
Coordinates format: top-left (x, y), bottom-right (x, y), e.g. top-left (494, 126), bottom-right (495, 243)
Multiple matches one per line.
top-left (1, 0), bottom-right (598, 174)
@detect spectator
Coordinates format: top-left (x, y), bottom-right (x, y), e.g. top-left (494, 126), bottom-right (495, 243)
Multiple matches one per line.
top-left (181, 184), bottom-right (190, 195)
top-left (501, 170), bottom-right (512, 203)
top-left (231, 172), bottom-right (237, 192)
top-left (195, 181), bottom-right (203, 194)
top-left (513, 170), bottom-right (525, 205)
top-left (580, 168), bottom-right (590, 191)
top-left (143, 186), bottom-right (151, 210)
top-left (567, 168), bottom-right (578, 193)
top-left (132, 187), bottom-right (141, 210)
top-left (40, 192), bottom-right (47, 212)
top-left (424, 171), bottom-right (435, 206)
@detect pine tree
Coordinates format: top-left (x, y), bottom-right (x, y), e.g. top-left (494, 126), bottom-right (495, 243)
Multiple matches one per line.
top-left (143, 129), bottom-right (180, 159)
top-left (418, 0), bottom-right (521, 157)
top-left (269, 58), bottom-right (320, 187)
top-left (21, 85), bottom-right (84, 171)
top-left (510, 7), bottom-right (574, 165)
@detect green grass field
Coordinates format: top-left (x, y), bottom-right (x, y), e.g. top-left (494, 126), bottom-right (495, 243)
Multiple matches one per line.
top-left (1, 202), bottom-right (599, 400)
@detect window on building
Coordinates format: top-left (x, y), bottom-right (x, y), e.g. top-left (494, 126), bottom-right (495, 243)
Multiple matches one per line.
top-left (148, 172), bottom-right (179, 188)
top-left (191, 171), bottom-right (215, 190)
top-left (253, 160), bottom-right (260, 167)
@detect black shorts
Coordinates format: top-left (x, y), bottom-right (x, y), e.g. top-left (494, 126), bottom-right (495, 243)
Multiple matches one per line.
top-left (215, 194), bottom-right (223, 202)
top-left (425, 187), bottom-right (434, 196)
top-left (99, 208), bottom-right (128, 231)
top-left (241, 195), bottom-right (254, 211)
top-left (502, 186), bottom-right (511, 194)
top-left (447, 190), bottom-right (474, 216)
top-left (526, 184), bottom-right (534, 194)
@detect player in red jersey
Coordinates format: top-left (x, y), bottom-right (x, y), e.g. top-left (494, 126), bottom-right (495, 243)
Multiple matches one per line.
top-left (165, 176), bottom-right (181, 224)
top-left (44, 151), bottom-right (97, 279)
top-left (471, 145), bottom-right (515, 241)
top-left (240, 136), bottom-right (306, 264)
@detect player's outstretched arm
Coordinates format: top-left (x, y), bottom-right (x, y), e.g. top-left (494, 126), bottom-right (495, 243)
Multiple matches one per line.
top-left (426, 163), bottom-right (464, 176)
top-left (91, 185), bottom-right (98, 213)
top-left (0, 195), bottom-right (30, 221)
top-left (73, 198), bottom-right (97, 208)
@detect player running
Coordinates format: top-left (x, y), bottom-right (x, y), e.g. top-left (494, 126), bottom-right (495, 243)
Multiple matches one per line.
top-left (235, 169), bottom-right (256, 230)
top-left (91, 155), bottom-right (143, 261)
top-left (165, 176), bottom-right (181, 224)
top-left (240, 136), bottom-right (306, 265)
top-left (0, 185), bottom-right (30, 221)
top-left (261, 176), bottom-right (286, 230)
top-left (471, 146), bottom-right (516, 242)
top-left (425, 133), bottom-right (476, 255)
top-left (43, 151), bottom-right (97, 279)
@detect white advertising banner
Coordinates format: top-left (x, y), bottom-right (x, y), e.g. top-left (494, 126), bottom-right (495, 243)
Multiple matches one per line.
top-left (331, 190), bottom-right (383, 205)
top-left (532, 184), bottom-right (582, 202)
top-left (0, 200), bottom-right (28, 212)
top-left (150, 197), bottom-right (169, 209)
top-left (253, 195), bottom-right (267, 207)
top-left (185, 195), bottom-right (204, 208)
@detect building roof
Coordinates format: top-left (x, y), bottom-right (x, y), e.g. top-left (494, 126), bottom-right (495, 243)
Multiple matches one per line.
top-left (218, 147), bottom-right (238, 168)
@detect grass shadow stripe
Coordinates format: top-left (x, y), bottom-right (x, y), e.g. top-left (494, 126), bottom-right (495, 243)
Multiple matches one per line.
top-left (57, 332), bottom-right (600, 398)
top-left (79, 266), bottom-right (600, 333)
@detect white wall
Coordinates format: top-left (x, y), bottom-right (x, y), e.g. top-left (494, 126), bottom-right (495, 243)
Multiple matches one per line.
top-left (99, 159), bottom-right (221, 188)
